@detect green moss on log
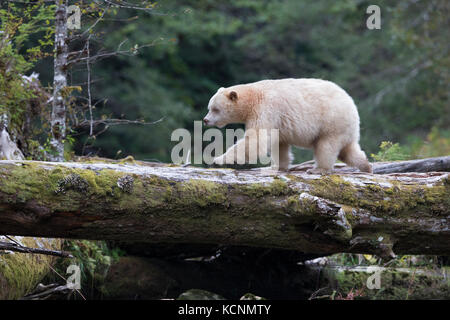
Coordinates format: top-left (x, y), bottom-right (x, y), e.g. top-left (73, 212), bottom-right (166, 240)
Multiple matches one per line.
top-left (178, 180), bottom-right (228, 208)
top-left (238, 178), bottom-right (290, 198)
top-left (297, 175), bottom-right (450, 217)
top-left (1, 164), bottom-right (124, 198)
top-left (0, 163), bottom-right (141, 212)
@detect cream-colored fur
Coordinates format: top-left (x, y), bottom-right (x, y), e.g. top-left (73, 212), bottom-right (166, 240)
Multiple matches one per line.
top-left (203, 78), bottom-right (372, 173)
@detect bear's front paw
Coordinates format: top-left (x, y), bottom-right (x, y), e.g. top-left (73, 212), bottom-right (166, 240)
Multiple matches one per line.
top-left (213, 156), bottom-right (225, 166)
top-left (306, 168), bottom-right (332, 175)
top-left (258, 166), bottom-right (280, 174)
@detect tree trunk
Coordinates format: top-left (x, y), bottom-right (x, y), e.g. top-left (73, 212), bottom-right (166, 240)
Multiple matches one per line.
top-left (50, 0), bottom-right (68, 162)
top-left (0, 115), bottom-right (24, 160)
top-left (0, 158), bottom-right (448, 256)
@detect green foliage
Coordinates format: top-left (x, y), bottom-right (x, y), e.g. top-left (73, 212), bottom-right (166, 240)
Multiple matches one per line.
top-left (328, 253), bottom-right (448, 270)
top-left (0, 0), bottom-right (54, 83)
top-left (0, 1), bottom-right (54, 158)
top-left (371, 141), bottom-right (411, 162)
top-left (46, 240), bottom-right (124, 298)
top-left (406, 127), bottom-right (450, 159)
top-left (66, 240), bottom-right (123, 280)
top-left (372, 128), bottom-right (450, 162)
top-left (0, 39), bottom-right (35, 117)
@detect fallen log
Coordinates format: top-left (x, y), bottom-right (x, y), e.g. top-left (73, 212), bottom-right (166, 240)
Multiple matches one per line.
top-left (372, 156), bottom-right (450, 174)
top-left (0, 159), bottom-right (448, 256)
top-left (289, 156), bottom-right (450, 174)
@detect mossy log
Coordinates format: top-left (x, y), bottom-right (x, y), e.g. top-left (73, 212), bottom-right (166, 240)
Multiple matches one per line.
top-left (0, 159), bottom-right (448, 256)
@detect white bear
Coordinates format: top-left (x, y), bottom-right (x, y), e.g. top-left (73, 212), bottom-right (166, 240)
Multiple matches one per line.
top-left (203, 78), bottom-right (372, 174)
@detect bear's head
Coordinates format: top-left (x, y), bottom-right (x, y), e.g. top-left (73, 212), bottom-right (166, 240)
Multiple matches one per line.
top-left (203, 86), bottom-right (250, 128)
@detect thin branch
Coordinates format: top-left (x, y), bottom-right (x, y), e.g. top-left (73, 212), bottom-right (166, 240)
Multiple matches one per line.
top-left (86, 36), bottom-right (93, 136)
top-left (73, 117), bottom-right (164, 131)
top-left (0, 241), bottom-right (73, 258)
top-left (21, 283), bottom-right (75, 300)
top-left (6, 0), bottom-right (55, 3)
top-left (67, 38), bottom-right (161, 66)
top-left (104, 0), bottom-right (155, 13)
top-left (80, 4), bottom-right (110, 38)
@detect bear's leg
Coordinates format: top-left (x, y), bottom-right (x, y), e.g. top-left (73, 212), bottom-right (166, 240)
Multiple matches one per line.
top-left (259, 143), bottom-right (291, 172)
top-left (214, 131), bottom-right (258, 166)
top-left (338, 142), bottom-right (373, 173)
top-left (213, 137), bottom-right (247, 165)
top-left (307, 139), bottom-right (339, 175)
top-left (276, 143), bottom-right (292, 171)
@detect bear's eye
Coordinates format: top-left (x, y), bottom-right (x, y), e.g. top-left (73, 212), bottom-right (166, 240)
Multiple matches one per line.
top-left (212, 108), bottom-right (219, 113)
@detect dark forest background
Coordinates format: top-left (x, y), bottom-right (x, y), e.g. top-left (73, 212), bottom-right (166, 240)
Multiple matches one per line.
top-left (1, 0), bottom-right (449, 301)
top-left (25, 0), bottom-right (449, 163)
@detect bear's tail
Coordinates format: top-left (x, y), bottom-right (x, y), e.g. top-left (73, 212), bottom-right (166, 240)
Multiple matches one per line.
top-left (338, 142), bottom-right (372, 173)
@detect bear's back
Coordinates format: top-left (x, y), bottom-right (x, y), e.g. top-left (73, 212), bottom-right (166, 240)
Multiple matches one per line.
top-left (247, 78), bottom-right (356, 115)
top-left (244, 78), bottom-right (360, 146)
top-left (251, 78), bottom-right (347, 97)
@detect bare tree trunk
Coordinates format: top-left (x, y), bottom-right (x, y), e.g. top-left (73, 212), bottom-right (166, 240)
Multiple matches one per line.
top-left (0, 159), bottom-right (448, 257)
top-left (50, 0), bottom-right (68, 162)
top-left (0, 115), bottom-right (24, 160)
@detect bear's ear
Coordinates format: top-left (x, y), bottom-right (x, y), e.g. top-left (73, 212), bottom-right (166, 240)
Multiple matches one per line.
top-left (228, 91), bottom-right (238, 101)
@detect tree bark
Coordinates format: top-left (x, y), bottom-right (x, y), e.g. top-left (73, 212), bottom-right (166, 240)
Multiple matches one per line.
top-left (0, 158), bottom-right (448, 256)
top-left (50, 0), bottom-right (68, 162)
top-left (0, 116), bottom-right (24, 160)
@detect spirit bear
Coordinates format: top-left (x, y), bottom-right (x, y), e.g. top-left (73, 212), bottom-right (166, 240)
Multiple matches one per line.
top-left (203, 78), bottom-right (372, 174)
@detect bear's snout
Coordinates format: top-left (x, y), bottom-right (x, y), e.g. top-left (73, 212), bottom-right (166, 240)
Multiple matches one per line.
top-left (203, 118), bottom-right (210, 125)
